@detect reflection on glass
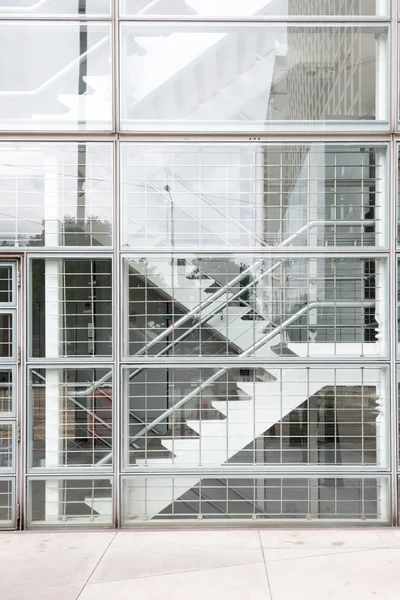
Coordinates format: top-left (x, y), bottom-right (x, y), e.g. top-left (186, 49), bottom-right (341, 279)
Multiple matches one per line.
top-left (0, 267), bottom-right (13, 304)
top-left (122, 256), bottom-right (386, 358)
top-left (0, 314), bottom-right (13, 359)
top-left (122, 366), bottom-right (387, 469)
top-left (0, 370), bottom-right (13, 415)
top-left (31, 258), bottom-right (112, 359)
top-left (0, 424), bottom-right (13, 470)
top-left (121, 143), bottom-right (386, 249)
top-left (28, 478), bottom-right (112, 526)
top-left (0, 23), bottom-right (112, 131)
top-left (0, 143), bottom-right (113, 247)
top-left (122, 476), bottom-right (389, 523)
top-left (121, 0), bottom-right (387, 17)
top-left (120, 24), bottom-right (389, 131)
top-left (29, 368), bottom-right (113, 469)
top-left (0, 0), bottom-right (111, 16)
top-left (0, 478), bottom-right (14, 526)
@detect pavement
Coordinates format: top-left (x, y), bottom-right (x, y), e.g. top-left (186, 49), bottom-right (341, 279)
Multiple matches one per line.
top-left (2, 528), bottom-right (400, 599)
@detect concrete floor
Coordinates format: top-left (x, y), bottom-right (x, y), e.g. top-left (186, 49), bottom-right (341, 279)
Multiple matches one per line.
top-left (2, 528), bottom-right (400, 599)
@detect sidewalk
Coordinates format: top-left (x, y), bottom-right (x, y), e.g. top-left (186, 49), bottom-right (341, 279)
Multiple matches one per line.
top-left (2, 528), bottom-right (400, 599)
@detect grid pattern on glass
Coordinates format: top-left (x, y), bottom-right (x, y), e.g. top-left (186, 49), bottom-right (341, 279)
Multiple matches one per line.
top-left (0, 370), bottom-right (13, 415)
top-left (123, 366), bottom-right (387, 469)
top-left (31, 258), bottom-right (112, 359)
top-left (120, 0), bottom-right (387, 17)
top-left (0, 143), bottom-right (113, 248)
top-left (0, 313), bottom-right (13, 359)
top-left (0, 0), bottom-right (112, 16)
top-left (0, 478), bottom-right (14, 526)
top-left (29, 368), bottom-right (113, 469)
top-left (120, 24), bottom-right (388, 131)
top-left (121, 144), bottom-right (385, 249)
top-left (121, 476), bottom-right (388, 523)
top-left (0, 266), bottom-right (13, 304)
top-left (123, 256), bottom-right (385, 358)
top-left (28, 478), bottom-right (112, 526)
top-left (0, 423), bottom-right (13, 470)
top-left (0, 23), bottom-right (112, 132)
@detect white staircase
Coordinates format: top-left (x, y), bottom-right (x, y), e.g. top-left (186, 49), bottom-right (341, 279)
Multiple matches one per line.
top-left (124, 367), bottom-right (382, 520)
top-left (129, 258), bottom-right (281, 357)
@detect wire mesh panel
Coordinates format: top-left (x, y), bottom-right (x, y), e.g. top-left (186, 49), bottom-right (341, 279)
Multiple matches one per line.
top-left (0, 143), bottom-right (113, 248)
top-left (30, 258), bottom-right (112, 359)
top-left (121, 476), bottom-right (389, 523)
top-left (29, 367), bottom-right (113, 469)
top-left (0, 478), bottom-right (15, 528)
top-left (122, 365), bottom-right (388, 469)
top-left (0, 369), bottom-right (14, 415)
top-left (0, 423), bottom-right (13, 471)
top-left (121, 144), bottom-right (386, 250)
top-left (122, 255), bottom-right (386, 359)
top-left (27, 477), bottom-right (113, 527)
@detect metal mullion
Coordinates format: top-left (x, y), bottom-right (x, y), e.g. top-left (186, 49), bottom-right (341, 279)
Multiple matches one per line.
top-left (114, 138), bottom-right (121, 528)
top-left (390, 137), bottom-right (399, 523)
top-left (117, 17), bottom-right (391, 24)
top-left (0, 16), bottom-right (112, 21)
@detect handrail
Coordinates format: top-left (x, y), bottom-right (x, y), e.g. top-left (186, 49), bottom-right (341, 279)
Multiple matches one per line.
top-left (68, 218), bottom-right (376, 399)
top-left (96, 299), bottom-right (375, 466)
top-left (0, 36), bottom-right (109, 97)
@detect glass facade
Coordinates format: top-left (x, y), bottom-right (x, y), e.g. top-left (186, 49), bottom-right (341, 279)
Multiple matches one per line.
top-left (0, 0), bottom-right (399, 529)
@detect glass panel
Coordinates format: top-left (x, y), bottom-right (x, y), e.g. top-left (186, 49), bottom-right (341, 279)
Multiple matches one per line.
top-left (121, 0), bottom-right (388, 17)
top-left (29, 367), bottom-right (113, 470)
top-left (27, 477), bottom-right (113, 526)
top-left (0, 423), bottom-right (13, 471)
top-left (0, 0), bottom-right (111, 16)
top-left (30, 258), bottom-right (112, 359)
top-left (0, 23), bottom-right (112, 131)
top-left (121, 476), bottom-right (390, 523)
top-left (0, 313), bottom-right (13, 359)
top-left (122, 365), bottom-right (388, 469)
top-left (0, 266), bottom-right (13, 304)
top-left (0, 478), bottom-right (15, 527)
top-left (122, 256), bottom-right (387, 359)
top-left (121, 143), bottom-right (387, 249)
top-left (0, 369), bottom-right (14, 415)
top-left (120, 24), bottom-right (389, 132)
top-left (0, 143), bottom-right (113, 248)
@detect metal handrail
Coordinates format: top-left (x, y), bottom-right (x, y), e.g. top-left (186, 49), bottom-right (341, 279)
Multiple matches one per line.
top-left (71, 217), bottom-right (375, 398)
top-left (0, 37), bottom-right (109, 97)
top-left (96, 299), bottom-right (375, 466)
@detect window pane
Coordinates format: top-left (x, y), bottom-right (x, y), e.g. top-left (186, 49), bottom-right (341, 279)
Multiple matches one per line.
top-left (0, 423), bottom-right (13, 471)
top-left (28, 478), bottom-right (113, 526)
top-left (121, 143), bottom-right (387, 249)
top-left (122, 365), bottom-right (388, 469)
top-left (0, 0), bottom-right (111, 16)
top-left (31, 258), bottom-right (112, 359)
top-left (0, 23), bottom-right (112, 131)
top-left (0, 369), bottom-right (14, 415)
top-left (0, 143), bottom-right (113, 248)
top-left (121, 476), bottom-right (389, 523)
top-left (120, 24), bottom-right (389, 131)
top-left (0, 313), bottom-right (14, 359)
top-left (122, 256), bottom-right (387, 359)
top-left (29, 368), bottom-right (113, 470)
top-left (0, 266), bottom-right (14, 304)
top-left (0, 478), bottom-right (15, 527)
top-left (121, 0), bottom-right (388, 17)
